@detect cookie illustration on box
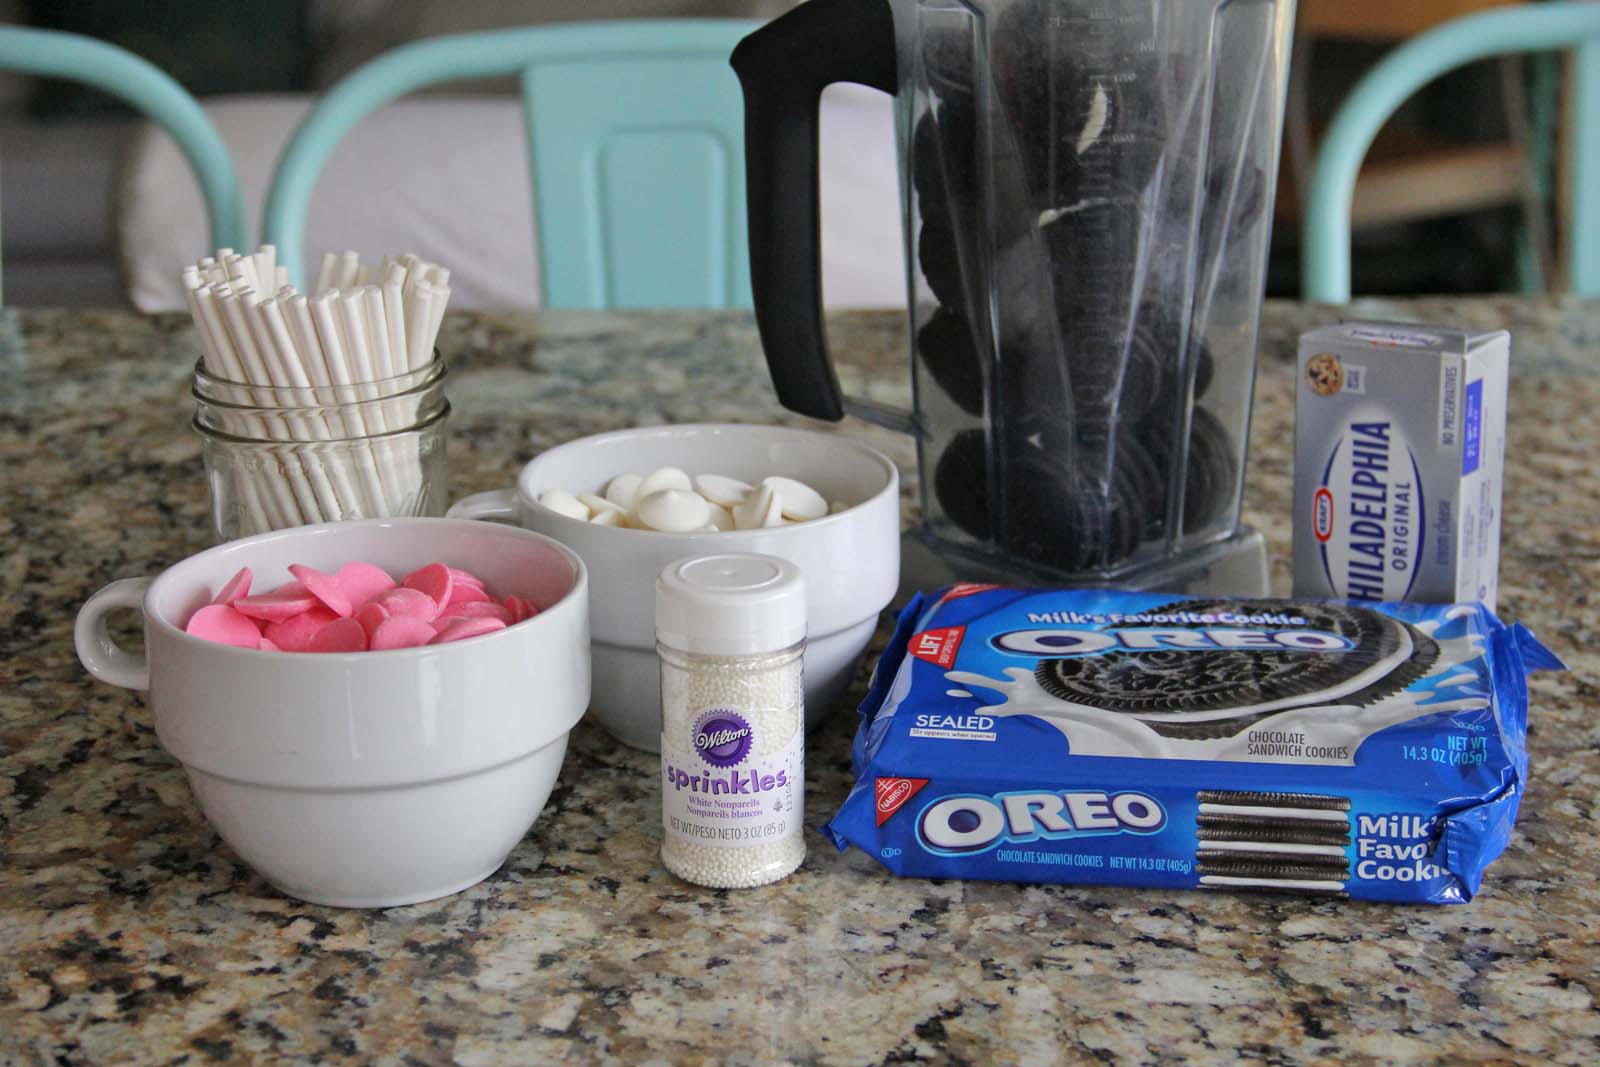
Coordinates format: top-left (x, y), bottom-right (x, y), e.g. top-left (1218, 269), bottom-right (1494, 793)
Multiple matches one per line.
top-left (1034, 599), bottom-right (1441, 739)
top-left (1305, 352), bottom-right (1344, 396)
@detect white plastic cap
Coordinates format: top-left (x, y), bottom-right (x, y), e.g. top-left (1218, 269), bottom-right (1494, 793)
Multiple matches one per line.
top-left (655, 553), bottom-right (807, 656)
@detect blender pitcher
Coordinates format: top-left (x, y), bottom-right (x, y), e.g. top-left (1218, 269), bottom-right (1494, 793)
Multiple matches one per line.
top-left (732, 0), bottom-right (1295, 593)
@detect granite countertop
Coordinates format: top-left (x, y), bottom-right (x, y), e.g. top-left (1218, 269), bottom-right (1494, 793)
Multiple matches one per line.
top-left (1, 300), bottom-right (1596, 1065)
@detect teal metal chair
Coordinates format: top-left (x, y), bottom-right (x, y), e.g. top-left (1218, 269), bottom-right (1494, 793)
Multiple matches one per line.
top-left (1303, 2), bottom-right (1600, 302)
top-left (0, 25), bottom-right (248, 302)
top-left (263, 20), bottom-right (758, 309)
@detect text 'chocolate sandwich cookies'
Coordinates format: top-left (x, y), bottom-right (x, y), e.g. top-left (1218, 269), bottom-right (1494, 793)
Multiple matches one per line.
top-left (826, 586), bottom-right (1563, 903)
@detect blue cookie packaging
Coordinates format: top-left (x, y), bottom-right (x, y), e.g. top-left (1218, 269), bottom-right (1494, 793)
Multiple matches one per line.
top-left (826, 586), bottom-right (1564, 903)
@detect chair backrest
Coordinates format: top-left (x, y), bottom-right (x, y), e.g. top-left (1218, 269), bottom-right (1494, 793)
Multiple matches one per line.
top-left (1302, 2), bottom-right (1600, 302)
top-left (0, 25), bottom-right (247, 303)
top-left (263, 20), bottom-right (758, 309)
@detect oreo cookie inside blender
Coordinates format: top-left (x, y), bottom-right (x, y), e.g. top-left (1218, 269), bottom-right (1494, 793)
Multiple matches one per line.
top-left (933, 426), bottom-right (1149, 573)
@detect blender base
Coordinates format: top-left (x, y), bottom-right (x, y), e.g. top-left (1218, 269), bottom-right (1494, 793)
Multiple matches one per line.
top-left (896, 526), bottom-right (1269, 609)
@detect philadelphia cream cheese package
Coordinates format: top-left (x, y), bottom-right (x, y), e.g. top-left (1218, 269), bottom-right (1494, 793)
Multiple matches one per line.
top-left (1293, 321), bottom-right (1508, 609)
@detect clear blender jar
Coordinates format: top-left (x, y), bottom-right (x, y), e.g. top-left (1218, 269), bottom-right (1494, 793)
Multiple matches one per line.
top-left (734, 0), bottom-right (1296, 593)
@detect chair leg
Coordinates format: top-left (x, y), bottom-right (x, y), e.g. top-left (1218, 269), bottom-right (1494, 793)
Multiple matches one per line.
top-left (1570, 36), bottom-right (1600, 295)
top-left (1499, 55), bottom-right (1551, 294)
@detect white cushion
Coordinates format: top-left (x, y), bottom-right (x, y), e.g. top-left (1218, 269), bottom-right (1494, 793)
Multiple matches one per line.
top-left (120, 88), bottom-right (904, 311)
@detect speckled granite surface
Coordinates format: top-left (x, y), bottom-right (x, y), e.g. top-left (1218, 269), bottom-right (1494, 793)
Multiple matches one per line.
top-left (1, 301), bottom-right (1596, 1066)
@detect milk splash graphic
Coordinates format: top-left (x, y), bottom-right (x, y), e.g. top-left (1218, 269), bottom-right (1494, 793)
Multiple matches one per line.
top-left (942, 607), bottom-right (1489, 763)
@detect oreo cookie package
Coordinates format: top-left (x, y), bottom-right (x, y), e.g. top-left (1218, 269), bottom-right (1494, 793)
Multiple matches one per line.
top-left (826, 586), bottom-right (1563, 903)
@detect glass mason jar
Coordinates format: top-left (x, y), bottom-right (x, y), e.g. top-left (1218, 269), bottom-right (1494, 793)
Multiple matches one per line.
top-left (192, 356), bottom-right (450, 540)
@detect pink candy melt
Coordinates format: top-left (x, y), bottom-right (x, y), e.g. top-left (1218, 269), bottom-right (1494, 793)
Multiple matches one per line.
top-left (355, 601), bottom-right (390, 638)
top-left (370, 616), bottom-right (437, 651)
top-left (440, 600), bottom-right (514, 625)
top-left (504, 595), bottom-right (540, 623)
top-left (375, 586), bottom-right (439, 621)
top-left (233, 584), bottom-right (317, 622)
top-left (211, 567), bottom-right (252, 606)
top-left (264, 606), bottom-right (339, 653)
top-left (186, 561), bottom-right (535, 653)
top-left (186, 604), bottom-right (262, 648)
top-left (449, 567), bottom-right (485, 589)
top-left (289, 563), bottom-right (353, 617)
top-left (337, 561), bottom-right (396, 606)
top-left (403, 563), bottom-right (453, 611)
top-left (307, 617), bottom-right (369, 653)
top-left (431, 617), bottom-right (507, 644)
top-left (445, 583), bottom-right (492, 608)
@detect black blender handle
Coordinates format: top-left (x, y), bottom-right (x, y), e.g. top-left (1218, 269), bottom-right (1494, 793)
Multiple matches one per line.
top-left (731, 0), bottom-right (898, 422)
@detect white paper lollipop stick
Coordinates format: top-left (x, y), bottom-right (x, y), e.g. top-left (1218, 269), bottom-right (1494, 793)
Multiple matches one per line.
top-left (337, 288), bottom-right (413, 511)
top-left (336, 250), bottom-right (360, 290)
top-left (215, 301), bottom-right (306, 530)
top-left (259, 297), bottom-right (346, 521)
top-left (286, 292), bottom-right (361, 469)
top-left (405, 282), bottom-right (434, 371)
top-left (221, 288), bottom-right (321, 524)
top-left (362, 285), bottom-right (395, 381)
top-left (337, 288), bottom-right (382, 402)
top-left (267, 295), bottom-right (366, 521)
top-left (315, 252), bottom-right (338, 294)
top-left (184, 274), bottom-right (272, 534)
top-left (426, 284), bottom-right (450, 360)
top-left (383, 266), bottom-right (408, 371)
top-left (341, 289), bottom-right (407, 508)
top-left (311, 291), bottom-right (389, 513)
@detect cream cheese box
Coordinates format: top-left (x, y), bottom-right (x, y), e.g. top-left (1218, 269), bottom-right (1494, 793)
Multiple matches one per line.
top-left (1293, 321), bottom-right (1509, 609)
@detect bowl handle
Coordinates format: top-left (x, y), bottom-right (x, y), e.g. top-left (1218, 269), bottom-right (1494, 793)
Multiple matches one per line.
top-left (75, 577), bottom-right (154, 690)
top-left (447, 489), bottom-right (520, 524)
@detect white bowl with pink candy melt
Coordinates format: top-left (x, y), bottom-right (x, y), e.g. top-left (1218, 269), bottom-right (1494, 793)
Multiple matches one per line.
top-left (74, 517), bottom-right (589, 908)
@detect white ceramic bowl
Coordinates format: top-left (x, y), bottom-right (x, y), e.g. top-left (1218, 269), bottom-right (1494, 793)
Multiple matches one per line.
top-left (74, 518), bottom-right (589, 908)
top-left (449, 423), bottom-right (900, 750)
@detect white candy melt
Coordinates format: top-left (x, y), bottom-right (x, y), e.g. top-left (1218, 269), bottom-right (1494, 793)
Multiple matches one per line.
top-left (762, 476), bottom-right (828, 521)
top-left (636, 466), bottom-right (693, 500)
top-left (539, 489), bottom-right (589, 520)
top-left (579, 493), bottom-right (626, 518)
top-left (694, 473), bottom-right (753, 508)
top-left (636, 488), bottom-right (714, 532)
top-left (734, 484), bottom-right (785, 530)
top-left (604, 473), bottom-right (643, 510)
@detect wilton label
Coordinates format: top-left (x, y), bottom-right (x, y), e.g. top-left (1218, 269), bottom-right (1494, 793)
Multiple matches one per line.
top-left (662, 707), bottom-right (803, 849)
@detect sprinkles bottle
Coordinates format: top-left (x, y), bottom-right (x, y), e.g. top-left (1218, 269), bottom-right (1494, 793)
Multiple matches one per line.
top-left (655, 554), bottom-right (806, 888)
